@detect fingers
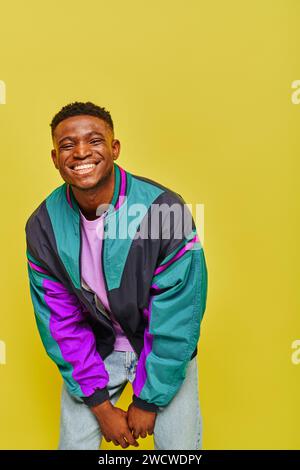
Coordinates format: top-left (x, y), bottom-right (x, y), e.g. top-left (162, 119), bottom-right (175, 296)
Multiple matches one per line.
top-left (124, 428), bottom-right (139, 447)
top-left (132, 428), bottom-right (152, 440)
top-left (112, 428), bottom-right (139, 448)
top-left (111, 437), bottom-right (127, 448)
top-left (104, 433), bottom-right (135, 448)
top-left (120, 437), bottom-right (131, 449)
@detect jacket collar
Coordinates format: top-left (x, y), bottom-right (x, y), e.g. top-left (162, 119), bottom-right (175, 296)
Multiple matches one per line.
top-left (65, 162), bottom-right (129, 215)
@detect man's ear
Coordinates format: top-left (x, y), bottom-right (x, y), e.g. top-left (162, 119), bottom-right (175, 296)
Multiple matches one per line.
top-left (112, 139), bottom-right (121, 161)
top-left (51, 149), bottom-right (59, 169)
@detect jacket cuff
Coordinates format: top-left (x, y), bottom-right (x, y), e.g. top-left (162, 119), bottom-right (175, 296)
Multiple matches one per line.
top-left (132, 351), bottom-right (198, 413)
top-left (82, 387), bottom-right (110, 407)
top-left (132, 395), bottom-right (160, 413)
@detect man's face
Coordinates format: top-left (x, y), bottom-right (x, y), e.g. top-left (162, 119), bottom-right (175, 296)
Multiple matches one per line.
top-left (51, 114), bottom-right (120, 190)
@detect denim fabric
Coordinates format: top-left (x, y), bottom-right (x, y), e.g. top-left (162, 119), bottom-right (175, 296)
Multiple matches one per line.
top-left (58, 350), bottom-right (202, 450)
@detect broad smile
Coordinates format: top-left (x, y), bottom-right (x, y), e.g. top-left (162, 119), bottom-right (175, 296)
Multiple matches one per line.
top-left (69, 161), bottom-right (101, 175)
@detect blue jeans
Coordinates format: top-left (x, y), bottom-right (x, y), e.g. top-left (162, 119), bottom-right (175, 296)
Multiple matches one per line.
top-left (58, 350), bottom-right (202, 450)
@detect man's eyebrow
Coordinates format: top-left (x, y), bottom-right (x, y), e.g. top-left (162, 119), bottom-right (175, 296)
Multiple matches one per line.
top-left (58, 131), bottom-right (105, 145)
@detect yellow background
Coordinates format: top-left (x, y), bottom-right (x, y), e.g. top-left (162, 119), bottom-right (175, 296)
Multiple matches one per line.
top-left (0, 0), bottom-right (299, 450)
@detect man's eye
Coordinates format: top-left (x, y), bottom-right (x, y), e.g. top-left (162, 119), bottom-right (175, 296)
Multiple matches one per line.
top-left (60, 139), bottom-right (102, 150)
top-left (61, 145), bottom-right (73, 149)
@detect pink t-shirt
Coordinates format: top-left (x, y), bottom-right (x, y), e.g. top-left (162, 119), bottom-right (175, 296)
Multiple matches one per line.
top-left (79, 209), bottom-right (134, 352)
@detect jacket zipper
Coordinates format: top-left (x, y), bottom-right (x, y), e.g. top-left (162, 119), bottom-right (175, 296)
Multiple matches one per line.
top-left (102, 212), bottom-right (138, 355)
top-left (78, 213), bottom-right (114, 330)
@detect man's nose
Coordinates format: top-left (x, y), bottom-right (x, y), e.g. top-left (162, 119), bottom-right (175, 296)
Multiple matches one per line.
top-left (73, 143), bottom-right (92, 158)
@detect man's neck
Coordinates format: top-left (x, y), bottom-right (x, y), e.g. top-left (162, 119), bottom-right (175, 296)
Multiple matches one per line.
top-left (71, 166), bottom-right (115, 221)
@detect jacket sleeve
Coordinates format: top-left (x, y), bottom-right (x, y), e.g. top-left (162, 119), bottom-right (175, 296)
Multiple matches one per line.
top-left (26, 249), bottom-right (110, 407)
top-left (132, 211), bottom-right (208, 412)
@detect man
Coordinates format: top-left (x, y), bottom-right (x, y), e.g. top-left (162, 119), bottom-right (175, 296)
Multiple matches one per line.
top-left (25, 101), bottom-right (208, 450)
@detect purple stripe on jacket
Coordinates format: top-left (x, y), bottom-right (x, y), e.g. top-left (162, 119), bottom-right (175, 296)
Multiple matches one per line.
top-left (154, 234), bottom-right (199, 276)
top-left (28, 260), bottom-right (51, 276)
top-left (132, 283), bottom-right (161, 397)
top-left (115, 166), bottom-right (127, 210)
top-left (42, 277), bottom-right (109, 396)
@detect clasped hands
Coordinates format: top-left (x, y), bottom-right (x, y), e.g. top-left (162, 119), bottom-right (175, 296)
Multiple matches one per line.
top-left (91, 400), bottom-right (157, 449)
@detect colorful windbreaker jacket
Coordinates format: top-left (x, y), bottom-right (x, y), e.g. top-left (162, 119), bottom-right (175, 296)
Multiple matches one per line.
top-left (25, 162), bottom-right (208, 412)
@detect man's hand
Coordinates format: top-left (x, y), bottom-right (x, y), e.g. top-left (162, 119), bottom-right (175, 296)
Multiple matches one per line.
top-left (91, 400), bottom-right (139, 448)
top-left (127, 402), bottom-right (157, 439)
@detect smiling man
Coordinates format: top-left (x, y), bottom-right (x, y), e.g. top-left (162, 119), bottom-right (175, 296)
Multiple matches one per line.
top-left (25, 101), bottom-right (208, 450)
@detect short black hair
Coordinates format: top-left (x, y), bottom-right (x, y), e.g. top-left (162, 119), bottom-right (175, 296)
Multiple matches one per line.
top-left (50, 101), bottom-right (114, 137)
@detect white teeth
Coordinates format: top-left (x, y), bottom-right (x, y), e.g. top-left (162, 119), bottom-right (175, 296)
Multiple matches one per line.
top-left (73, 163), bottom-right (96, 171)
